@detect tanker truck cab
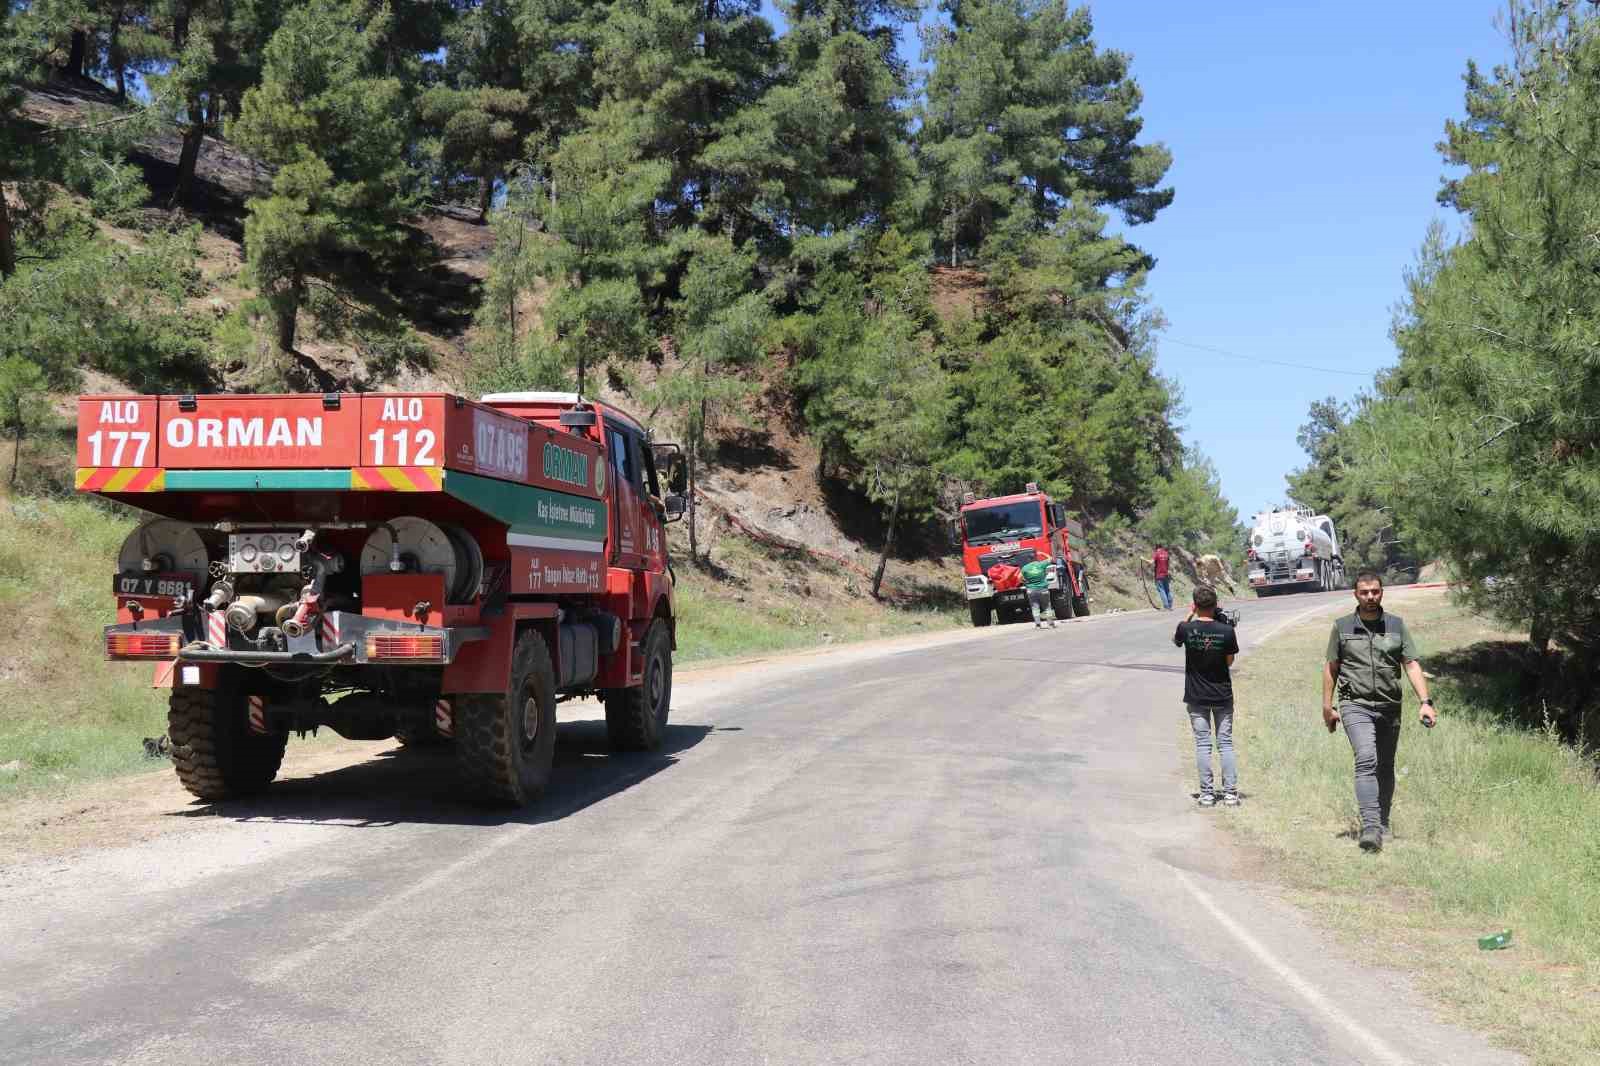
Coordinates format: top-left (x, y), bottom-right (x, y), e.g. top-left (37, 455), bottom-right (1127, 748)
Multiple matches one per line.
top-left (958, 483), bottom-right (1088, 627)
top-left (77, 390), bottom-right (686, 808)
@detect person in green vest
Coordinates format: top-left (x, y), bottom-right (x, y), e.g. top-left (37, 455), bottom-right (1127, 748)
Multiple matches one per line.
top-left (1323, 569), bottom-right (1436, 852)
top-left (1021, 553), bottom-right (1057, 629)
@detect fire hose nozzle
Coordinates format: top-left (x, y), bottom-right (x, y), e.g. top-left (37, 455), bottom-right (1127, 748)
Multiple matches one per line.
top-left (282, 594), bottom-right (321, 639)
top-left (203, 580), bottom-right (234, 612)
top-left (294, 528), bottom-right (317, 553)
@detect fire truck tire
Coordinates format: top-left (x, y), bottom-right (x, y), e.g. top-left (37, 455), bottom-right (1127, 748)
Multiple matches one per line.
top-left (455, 631), bottom-right (557, 806)
top-left (604, 619), bottom-right (673, 751)
top-left (1071, 568), bottom-right (1090, 617)
top-left (969, 600), bottom-right (992, 627)
top-left (1051, 590), bottom-right (1074, 621)
top-left (167, 680), bottom-right (287, 801)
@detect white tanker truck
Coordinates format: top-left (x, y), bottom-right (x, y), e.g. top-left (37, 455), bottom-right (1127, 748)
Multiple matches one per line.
top-left (1246, 506), bottom-right (1344, 595)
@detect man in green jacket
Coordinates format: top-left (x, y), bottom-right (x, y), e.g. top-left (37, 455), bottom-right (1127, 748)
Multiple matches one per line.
top-left (1021, 554), bottom-right (1057, 629)
top-left (1322, 569), bottom-right (1437, 852)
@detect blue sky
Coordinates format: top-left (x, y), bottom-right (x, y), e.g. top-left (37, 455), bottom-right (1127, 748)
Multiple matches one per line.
top-left (763, 0), bottom-right (1512, 521)
top-left (1082, 2), bottom-right (1510, 520)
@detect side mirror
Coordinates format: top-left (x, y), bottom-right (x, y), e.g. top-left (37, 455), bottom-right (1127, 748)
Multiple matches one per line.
top-left (653, 442), bottom-right (687, 494)
top-left (662, 494), bottom-right (688, 523)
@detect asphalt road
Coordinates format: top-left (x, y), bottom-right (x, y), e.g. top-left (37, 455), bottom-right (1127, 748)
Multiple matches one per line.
top-left (0, 589), bottom-right (1522, 1065)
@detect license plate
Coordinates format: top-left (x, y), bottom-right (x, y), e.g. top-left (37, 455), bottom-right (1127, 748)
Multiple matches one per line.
top-left (228, 532), bottom-right (302, 574)
top-left (114, 572), bottom-right (197, 599)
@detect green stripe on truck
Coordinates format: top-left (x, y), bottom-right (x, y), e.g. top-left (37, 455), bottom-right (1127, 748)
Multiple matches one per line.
top-left (443, 469), bottom-right (607, 550)
top-left (164, 469), bottom-right (354, 490)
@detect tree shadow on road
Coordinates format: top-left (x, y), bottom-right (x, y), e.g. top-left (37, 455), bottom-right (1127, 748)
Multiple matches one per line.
top-left (164, 720), bottom-right (714, 829)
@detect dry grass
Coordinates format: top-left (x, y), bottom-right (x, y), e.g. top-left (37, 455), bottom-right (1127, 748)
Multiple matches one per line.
top-left (1221, 591), bottom-right (1600, 1065)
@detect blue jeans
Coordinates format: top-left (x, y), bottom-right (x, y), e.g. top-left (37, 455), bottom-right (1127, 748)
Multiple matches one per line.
top-left (1187, 702), bottom-right (1237, 795)
top-left (1155, 577), bottom-right (1173, 610)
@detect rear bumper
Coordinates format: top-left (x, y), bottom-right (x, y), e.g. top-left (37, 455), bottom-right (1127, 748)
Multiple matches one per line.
top-left (179, 642), bottom-right (357, 663)
top-left (1248, 567), bottom-right (1318, 587)
top-left (104, 611), bottom-right (488, 666)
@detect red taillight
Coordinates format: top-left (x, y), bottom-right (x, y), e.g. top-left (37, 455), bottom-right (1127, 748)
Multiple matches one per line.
top-left (1247, 548), bottom-right (1257, 561)
top-left (107, 632), bottom-right (180, 659)
top-left (366, 634), bottom-right (445, 661)
top-left (1304, 541), bottom-right (1315, 556)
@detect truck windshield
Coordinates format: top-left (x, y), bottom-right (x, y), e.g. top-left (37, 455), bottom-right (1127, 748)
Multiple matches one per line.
top-left (964, 503), bottom-right (1044, 545)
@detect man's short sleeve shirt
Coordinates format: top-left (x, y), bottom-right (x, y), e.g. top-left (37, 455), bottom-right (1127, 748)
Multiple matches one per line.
top-left (1174, 619), bottom-right (1238, 706)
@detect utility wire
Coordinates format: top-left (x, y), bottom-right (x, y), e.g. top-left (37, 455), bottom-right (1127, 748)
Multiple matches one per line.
top-left (1160, 337), bottom-right (1374, 378)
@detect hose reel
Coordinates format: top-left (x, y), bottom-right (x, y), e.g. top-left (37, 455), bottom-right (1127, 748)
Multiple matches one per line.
top-left (359, 517), bottom-right (483, 604)
top-left (117, 520), bottom-right (210, 576)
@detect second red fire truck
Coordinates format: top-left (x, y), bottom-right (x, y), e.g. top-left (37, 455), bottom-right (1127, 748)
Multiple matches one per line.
top-left (958, 484), bottom-right (1089, 626)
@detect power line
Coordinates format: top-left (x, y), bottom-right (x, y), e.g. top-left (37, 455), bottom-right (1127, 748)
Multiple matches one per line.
top-left (1160, 337), bottom-right (1375, 378)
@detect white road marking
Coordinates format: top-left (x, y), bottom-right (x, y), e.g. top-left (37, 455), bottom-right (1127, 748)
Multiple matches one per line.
top-left (1172, 867), bottom-right (1409, 1066)
top-left (1247, 598), bottom-right (1345, 647)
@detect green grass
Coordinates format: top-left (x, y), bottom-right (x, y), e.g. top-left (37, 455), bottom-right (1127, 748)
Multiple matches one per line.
top-left (1223, 593), bottom-right (1600, 1065)
top-left (0, 495), bottom-right (171, 801)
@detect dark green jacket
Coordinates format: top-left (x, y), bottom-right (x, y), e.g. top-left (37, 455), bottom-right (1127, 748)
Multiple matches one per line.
top-left (1020, 559), bottom-right (1052, 590)
top-left (1326, 610), bottom-right (1420, 708)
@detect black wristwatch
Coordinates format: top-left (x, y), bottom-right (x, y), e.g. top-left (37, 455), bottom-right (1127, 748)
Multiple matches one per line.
top-left (1420, 699), bottom-right (1434, 707)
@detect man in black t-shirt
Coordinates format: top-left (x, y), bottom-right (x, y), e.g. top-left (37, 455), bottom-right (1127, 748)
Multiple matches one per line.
top-left (1172, 585), bottom-right (1241, 808)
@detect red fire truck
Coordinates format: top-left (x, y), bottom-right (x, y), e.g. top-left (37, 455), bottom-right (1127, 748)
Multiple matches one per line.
top-left (76, 389), bottom-right (684, 807)
top-left (958, 483), bottom-right (1089, 627)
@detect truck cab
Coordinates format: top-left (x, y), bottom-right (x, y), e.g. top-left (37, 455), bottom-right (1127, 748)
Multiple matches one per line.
top-left (958, 483), bottom-right (1088, 626)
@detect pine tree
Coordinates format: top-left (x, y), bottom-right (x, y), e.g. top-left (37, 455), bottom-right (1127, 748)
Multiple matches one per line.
top-left (2, 3), bottom-right (168, 271)
top-left (704, 0), bottom-right (917, 245)
top-left (587, 0), bottom-right (776, 247)
top-left (845, 307), bottom-right (951, 597)
top-left (0, 355), bottom-right (49, 487)
top-left (649, 233), bottom-right (772, 561)
top-left (1139, 448), bottom-right (1240, 558)
top-left (159, 0), bottom-right (287, 209)
top-left (1372, 3), bottom-right (1600, 665)
top-left (919, 0), bottom-right (1172, 265)
top-left (419, 0), bottom-right (549, 221)
top-left (229, 0), bottom-right (416, 355)
top-left (1285, 397), bottom-right (1415, 575)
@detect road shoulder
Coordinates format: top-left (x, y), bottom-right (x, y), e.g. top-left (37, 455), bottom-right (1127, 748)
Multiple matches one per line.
top-left (1214, 587), bottom-right (1596, 1065)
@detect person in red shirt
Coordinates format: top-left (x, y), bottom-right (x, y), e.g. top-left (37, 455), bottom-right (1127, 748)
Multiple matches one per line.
top-left (1153, 545), bottom-right (1173, 610)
